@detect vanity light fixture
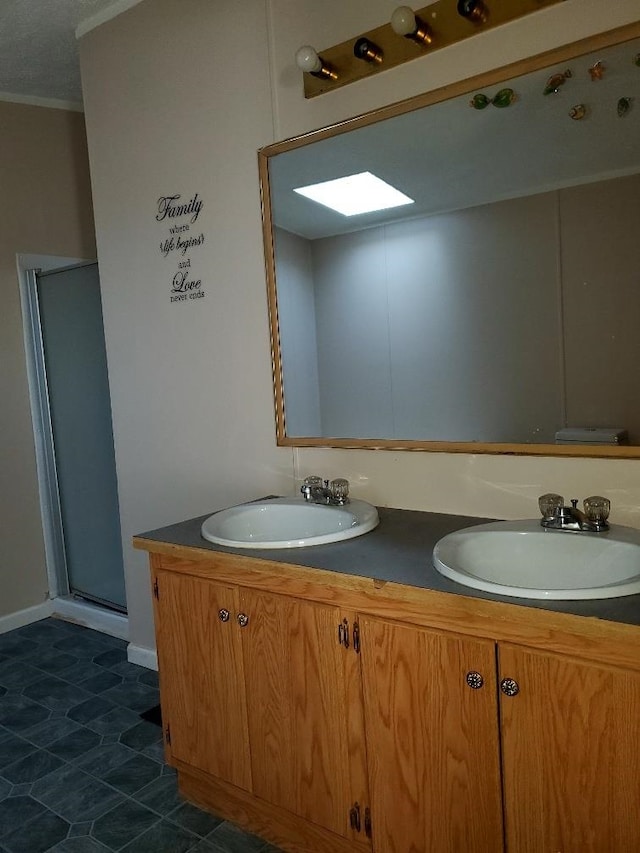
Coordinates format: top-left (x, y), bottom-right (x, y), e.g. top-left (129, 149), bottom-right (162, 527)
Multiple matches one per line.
top-left (353, 37), bottom-right (383, 65)
top-left (293, 172), bottom-right (414, 217)
top-left (390, 6), bottom-right (433, 47)
top-left (457, 0), bottom-right (489, 24)
top-left (296, 0), bottom-right (564, 98)
top-left (295, 45), bottom-right (338, 80)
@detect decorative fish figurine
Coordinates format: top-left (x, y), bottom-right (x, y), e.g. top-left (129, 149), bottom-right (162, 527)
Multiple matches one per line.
top-left (618, 97), bottom-right (633, 118)
top-left (544, 69), bottom-right (572, 95)
top-left (588, 60), bottom-right (605, 81)
top-left (469, 89), bottom-right (517, 109)
top-left (491, 88), bottom-right (517, 108)
top-left (469, 93), bottom-right (491, 109)
top-left (569, 104), bottom-right (587, 121)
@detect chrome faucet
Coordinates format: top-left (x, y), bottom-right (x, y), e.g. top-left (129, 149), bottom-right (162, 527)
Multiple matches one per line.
top-left (538, 493), bottom-right (610, 533)
top-left (301, 475), bottom-right (350, 506)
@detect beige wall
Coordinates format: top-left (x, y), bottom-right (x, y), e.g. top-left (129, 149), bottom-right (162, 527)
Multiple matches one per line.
top-left (0, 101), bottom-right (96, 618)
top-left (79, 0), bottom-right (640, 654)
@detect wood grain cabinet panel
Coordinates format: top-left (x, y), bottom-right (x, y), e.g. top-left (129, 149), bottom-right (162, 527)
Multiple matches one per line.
top-left (359, 616), bottom-right (504, 853)
top-left (144, 550), bottom-right (640, 853)
top-left (153, 570), bottom-right (252, 790)
top-left (240, 590), bottom-right (369, 844)
top-left (499, 643), bottom-right (640, 852)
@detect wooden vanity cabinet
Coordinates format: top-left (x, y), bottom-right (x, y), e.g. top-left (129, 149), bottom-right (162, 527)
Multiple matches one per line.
top-left (499, 643), bottom-right (640, 853)
top-left (358, 616), bottom-right (504, 853)
top-left (152, 565), bottom-right (371, 852)
top-left (153, 570), bottom-right (251, 789)
top-left (143, 548), bottom-right (640, 853)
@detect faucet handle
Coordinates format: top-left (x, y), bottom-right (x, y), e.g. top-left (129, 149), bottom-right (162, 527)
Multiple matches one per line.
top-left (303, 475), bottom-right (323, 488)
top-left (330, 478), bottom-right (350, 504)
top-left (538, 493), bottom-right (564, 518)
top-left (583, 496), bottom-right (610, 527)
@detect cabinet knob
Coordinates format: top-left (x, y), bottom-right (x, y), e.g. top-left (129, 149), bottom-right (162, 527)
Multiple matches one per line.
top-left (500, 677), bottom-right (520, 697)
top-left (466, 671), bottom-right (484, 689)
top-left (218, 609), bottom-right (230, 622)
top-left (237, 613), bottom-right (249, 627)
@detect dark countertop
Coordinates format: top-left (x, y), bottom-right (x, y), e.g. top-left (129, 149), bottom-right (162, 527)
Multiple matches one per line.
top-left (137, 503), bottom-right (640, 628)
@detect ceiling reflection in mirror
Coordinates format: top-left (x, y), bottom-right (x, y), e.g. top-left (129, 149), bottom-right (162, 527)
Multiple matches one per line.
top-left (261, 28), bottom-right (640, 454)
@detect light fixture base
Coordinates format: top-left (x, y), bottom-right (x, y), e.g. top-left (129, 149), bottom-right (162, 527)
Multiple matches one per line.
top-left (301, 0), bottom-right (564, 98)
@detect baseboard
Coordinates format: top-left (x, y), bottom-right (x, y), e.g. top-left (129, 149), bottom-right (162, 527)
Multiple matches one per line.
top-left (0, 600), bottom-right (54, 634)
top-left (51, 597), bottom-right (129, 641)
top-left (127, 643), bottom-right (158, 671)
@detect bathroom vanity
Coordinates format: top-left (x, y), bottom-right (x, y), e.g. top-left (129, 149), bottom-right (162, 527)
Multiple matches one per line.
top-left (134, 505), bottom-right (640, 853)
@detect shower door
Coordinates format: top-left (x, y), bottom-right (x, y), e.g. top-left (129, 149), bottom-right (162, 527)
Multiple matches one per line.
top-left (35, 262), bottom-right (127, 611)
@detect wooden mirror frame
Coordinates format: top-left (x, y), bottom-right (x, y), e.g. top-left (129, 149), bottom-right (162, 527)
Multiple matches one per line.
top-left (258, 22), bottom-right (640, 459)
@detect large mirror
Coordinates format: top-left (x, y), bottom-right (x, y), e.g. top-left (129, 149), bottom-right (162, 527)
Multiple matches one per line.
top-left (259, 24), bottom-right (640, 457)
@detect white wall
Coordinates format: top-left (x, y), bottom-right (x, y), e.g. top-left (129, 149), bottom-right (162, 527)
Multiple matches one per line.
top-left (268, 0), bottom-right (640, 524)
top-left (309, 192), bottom-right (561, 442)
top-left (274, 228), bottom-right (321, 436)
top-left (79, 0), bottom-right (640, 653)
top-left (79, 0), bottom-right (293, 653)
top-left (0, 102), bottom-right (96, 620)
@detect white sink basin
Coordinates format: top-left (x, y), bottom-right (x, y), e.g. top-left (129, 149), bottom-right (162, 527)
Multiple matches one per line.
top-left (201, 496), bottom-right (379, 549)
top-left (433, 520), bottom-right (640, 600)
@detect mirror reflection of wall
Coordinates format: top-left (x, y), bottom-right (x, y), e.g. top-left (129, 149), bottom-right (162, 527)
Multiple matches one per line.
top-left (265, 30), bottom-right (640, 450)
top-left (276, 173), bottom-right (640, 443)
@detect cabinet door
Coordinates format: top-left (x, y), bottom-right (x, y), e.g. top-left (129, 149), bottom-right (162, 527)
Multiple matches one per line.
top-left (359, 616), bottom-right (503, 853)
top-left (239, 589), bottom-right (369, 844)
top-left (500, 643), bottom-right (640, 852)
top-left (154, 570), bottom-right (252, 791)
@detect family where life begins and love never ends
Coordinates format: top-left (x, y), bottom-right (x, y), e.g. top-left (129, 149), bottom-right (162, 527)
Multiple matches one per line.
top-left (156, 192), bottom-right (207, 304)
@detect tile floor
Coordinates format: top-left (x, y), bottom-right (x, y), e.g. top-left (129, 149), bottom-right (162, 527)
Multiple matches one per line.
top-left (0, 617), bottom-right (283, 853)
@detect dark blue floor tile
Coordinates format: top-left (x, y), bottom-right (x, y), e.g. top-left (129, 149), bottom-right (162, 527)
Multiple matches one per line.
top-left (85, 707), bottom-right (140, 736)
top-left (60, 661), bottom-right (105, 686)
top-left (13, 621), bottom-right (68, 645)
top-left (74, 742), bottom-right (134, 777)
top-left (0, 795), bottom-right (47, 839)
top-left (119, 819), bottom-right (198, 853)
top-left (67, 696), bottom-right (116, 724)
top-left (92, 649), bottom-right (127, 670)
top-left (133, 774), bottom-right (183, 815)
top-left (31, 763), bottom-right (124, 822)
top-left (1, 807), bottom-right (68, 853)
top-left (23, 717), bottom-right (83, 748)
top-left (91, 798), bottom-right (160, 850)
top-left (0, 660), bottom-right (46, 690)
top-left (109, 662), bottom-right (147, 682)
top-left (22, 676), bottom-right (92, 712)
top-left (206, 822), bottom-right (267, 853)
top-left (189, 842), bottom-right (220, 853)
top-left (50, 838), bottom-right (111, 851)
top-left (0, 695), bottom-right (51, 732)
top-left (1, 748), bottom-right (63, 784)
top-left (0, 687), bottom-right (5, 698)
top-left (141, 741), bottom-right (166, 763)
top-left (137, 669), bottom-right (159, 688)
top-left (0, 733), bottom-right (37, 770)
top-left (168, 802), bottom-right (223, 837)
top-left (24, 648), bottom-right (79, 676)
top-left (53, 637), bottom-right (114, 660)
top-left (67, 822), bottom-right (92, 838)
top-left (99, 682), bottom-right (159, 713)
top-left (48, 727), bottom-right (102, 762)
top-left (102, 753), bottom-right (162, 795)
top-left (78, 671), bottom-right (122, 695)
top-left (0, 778), bottom-right (11, 801)
top-left (0, 637), bottom-right (38, 658)
top-left (119, 720), bottom-right (162, 751)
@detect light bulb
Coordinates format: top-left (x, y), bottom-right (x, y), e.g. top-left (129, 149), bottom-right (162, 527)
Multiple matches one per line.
top-left (295, 45), bottom-right (322, 74)
top-left (391, 6), bottom-right (417, 37)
